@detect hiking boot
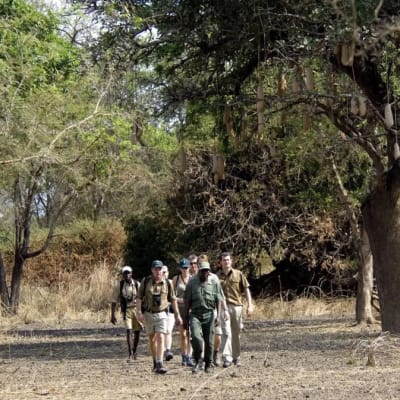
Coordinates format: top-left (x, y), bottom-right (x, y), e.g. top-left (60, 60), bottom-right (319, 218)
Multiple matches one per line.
top-left (223, 360), bottom-right (232, 368)
top-left (155, 362), bottom-right (167, 374)
top-left (233, 358), bottom-right (241, 367)
top-left (165, 349), bottom-right (173, 361)
top-left (192, 362), bottom-right (200, 374)
top-left (204, 362), bottom-right (213, 374)
top-left (213, 351), bottom-right (220, 367)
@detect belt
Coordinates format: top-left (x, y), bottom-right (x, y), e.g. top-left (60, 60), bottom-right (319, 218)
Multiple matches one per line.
top-left (147, 309), bottom-right (167, 314)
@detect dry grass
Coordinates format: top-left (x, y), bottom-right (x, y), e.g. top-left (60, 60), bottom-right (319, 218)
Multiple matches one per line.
top-left (251, 296), bottom-right (356, 321)
top-left (1, 262), bottom-right (115, 328)
top-left (0, 269), bottom-right (357, 329)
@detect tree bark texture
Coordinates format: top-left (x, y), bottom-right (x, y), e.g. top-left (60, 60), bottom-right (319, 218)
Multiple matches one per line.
top-left (355, 227), bottom-right (375, 324)
top-left (362, 161), bottom-right (400, 332)
top-left (0, 252), bottom-right (10, 311)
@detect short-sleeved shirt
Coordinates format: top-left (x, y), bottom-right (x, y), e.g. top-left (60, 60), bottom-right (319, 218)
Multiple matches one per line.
top-left (217, 268), bottom-right (249, 306)
top-left (111, 279), bottom-right (139, 308)
top-left (184, 274), bottom-right (224, 316)
top-left (138, 276), bottom-right (176, 313)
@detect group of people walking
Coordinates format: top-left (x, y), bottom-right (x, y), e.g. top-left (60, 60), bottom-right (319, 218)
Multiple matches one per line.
top-left (110, 252), bottom-right (254, 374)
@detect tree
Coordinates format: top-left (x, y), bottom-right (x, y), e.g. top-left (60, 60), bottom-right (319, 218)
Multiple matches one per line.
top-left (0, 0), bottom-right (117, 313)
top-left (80, 1), bottom-right (400, 330)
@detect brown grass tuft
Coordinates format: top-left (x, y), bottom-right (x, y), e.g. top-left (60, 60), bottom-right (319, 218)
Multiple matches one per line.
top-left (250, 296), bottom-right (355, 321)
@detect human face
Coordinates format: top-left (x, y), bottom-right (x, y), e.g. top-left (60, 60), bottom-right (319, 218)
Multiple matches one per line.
top-left (198, 269), bottom-right (209, 282)
top-left (221, 255), bottom-right (232, 271)
top-left (180, 266), bottom-right (189, 276)
top-left (189, 259), bottom-right (198, 275)
top-left (152, 267), bottom-right (163, 281)
top-left (123, 271), bottom-right (132, 282)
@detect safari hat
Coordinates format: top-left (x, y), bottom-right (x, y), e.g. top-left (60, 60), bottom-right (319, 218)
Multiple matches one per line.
top-left (198, 261), bottom-right (210, 271)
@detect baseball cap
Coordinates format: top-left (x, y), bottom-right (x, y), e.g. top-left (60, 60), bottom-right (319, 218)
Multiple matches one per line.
top-left (198, 261), bottom-right (210, 271)
top-left (179, 258), bottom-right (190, 268)
top-left (121, 266), bottom-right (132, 274)
top-left (151, 260), bottom-right (163, 268)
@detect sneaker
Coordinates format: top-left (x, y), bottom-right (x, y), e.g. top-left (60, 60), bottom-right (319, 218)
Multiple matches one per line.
top-left (199, 359), bottom-right (204, 370)
top-left (186, 356), bottom-right (194, 367)
top-left (223, 360), bottom-right (232, 368)
top-left (192, 363), bottom-right (200, 374)
top-left (181, 355), bottom-right (187, 366)
top-left (155, 362), bottom-right (167, 374)
top-left (165, 350), bottom-right (173, 361)
top-left (233, 358), bottom-right (241, 367)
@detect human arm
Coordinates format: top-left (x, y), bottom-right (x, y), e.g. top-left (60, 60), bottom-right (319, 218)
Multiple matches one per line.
top-left (215, 299), bottom-right (221, 326)
top-left (110, 302), bottom-right (117, 325)
top-left (136, 298), bottom-right (144, 323)
top-left (173, 276), bottom-right (184, 304)
top-left (171, 299), bottom-right (182, 326)
top-left (245, 287), bottom-right (254, 316)
top-left (221, 299), bottom-right (230, 321)
top-left (183, 284), bottom-right (191, 331)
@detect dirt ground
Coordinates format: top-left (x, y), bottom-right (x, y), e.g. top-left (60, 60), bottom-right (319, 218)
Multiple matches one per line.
top-left (1, 317), bottom-right (399, 400)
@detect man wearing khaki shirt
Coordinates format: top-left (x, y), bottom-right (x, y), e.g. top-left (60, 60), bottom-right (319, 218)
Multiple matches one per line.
top-left (136, 260), bottom-right (182, 374)
top-left (217, 252), bottom-right (254, 367)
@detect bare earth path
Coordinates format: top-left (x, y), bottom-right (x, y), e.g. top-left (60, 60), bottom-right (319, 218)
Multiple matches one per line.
top-left (0, 317), bottom-right (399, 400)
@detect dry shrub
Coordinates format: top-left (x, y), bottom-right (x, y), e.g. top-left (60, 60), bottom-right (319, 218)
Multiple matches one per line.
top-left (17, 261), bottom-right (117, 325)
top-left (24, 218), bottom-right (126, 286)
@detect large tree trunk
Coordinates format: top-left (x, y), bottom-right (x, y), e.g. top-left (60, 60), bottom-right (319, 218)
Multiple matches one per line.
top-left (355, 227), bottom-right (375, 324)
top-left (362, 161), bottom-right (400, 332)
top-left (0, 252), bottom-right (10, 311)
top-left (330, 156), bottom-right (375, 324)
top-left (9, 256), bottom-right (24, 314)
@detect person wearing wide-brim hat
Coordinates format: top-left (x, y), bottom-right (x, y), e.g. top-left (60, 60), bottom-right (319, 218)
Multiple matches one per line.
top-left (184, 261), bottom-right (226, 373)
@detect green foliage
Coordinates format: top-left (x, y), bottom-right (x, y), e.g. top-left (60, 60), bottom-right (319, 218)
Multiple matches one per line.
top-left (124, 214), bottom-right (184, 279)
top-left (0, 0), bottom-right (80, 92)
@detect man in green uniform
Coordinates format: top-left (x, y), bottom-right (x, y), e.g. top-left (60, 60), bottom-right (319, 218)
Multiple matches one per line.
top-left (184, 261), bottom-right (225, 373)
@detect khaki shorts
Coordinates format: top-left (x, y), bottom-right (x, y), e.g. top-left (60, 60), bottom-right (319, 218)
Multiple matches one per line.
top-left (143, 311), bottom-right (168, 334)
top-left (125, 307), bottom-right (143, 331)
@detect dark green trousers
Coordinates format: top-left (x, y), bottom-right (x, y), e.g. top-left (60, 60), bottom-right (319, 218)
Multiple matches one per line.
top-left (189, 311), bottom-right (215, 364)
